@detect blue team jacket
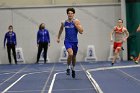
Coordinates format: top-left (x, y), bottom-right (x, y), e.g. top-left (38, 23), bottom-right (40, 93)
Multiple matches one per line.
top-left (37, 29), bottom-right (50, 44)
top-left (4, 31), bottom-right (17, 47)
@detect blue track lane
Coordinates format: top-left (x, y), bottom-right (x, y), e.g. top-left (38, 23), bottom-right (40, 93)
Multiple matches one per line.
top-left (91, 67), bottom-right (140, 93)
top-left (52, 71), bottom-right (96, 93)
top-left (0, 61), bottom-right (139, 93)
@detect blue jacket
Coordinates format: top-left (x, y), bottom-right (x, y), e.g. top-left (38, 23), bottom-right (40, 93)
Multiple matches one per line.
top-left (4, 31), bottom-right (17, 47)
top-left (37, 29), bottom-right (50, 44)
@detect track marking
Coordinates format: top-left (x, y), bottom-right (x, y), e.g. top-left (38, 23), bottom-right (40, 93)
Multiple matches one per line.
top-left (85, 64), bottom-right (140, 93)
top-left (1, 74), bottom-right (26, 93)
top-left (80, 63), bottom-right (103, 93)
top-left (41, 63), bottom-right (55, 93)
top-left (87, 64), bottom-right (140, 72)
top-left (52, 87), bottom-right (94, 91)
top-left (48, 70), bottom-right (84, 93)
top-left (0, 65), bottom-right (28, 87)
top-left (117, 69), bottom-right (140, 82)
top-left (7, 88), bottom-right (94, 93)
top-left (48, 71), bottom-right (66, 93)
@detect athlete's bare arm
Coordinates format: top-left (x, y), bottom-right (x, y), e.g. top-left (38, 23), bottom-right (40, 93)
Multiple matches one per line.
top-left (74, 19), bottom-right (83, 34)
top-left (137, 24), bottom-right (140, 32)
top-left (123, 27), bottom-right (129, 42)
top-left (110, 26), bottom-right (116, 42)
top-left (57, 22), bottom-right (64, 43)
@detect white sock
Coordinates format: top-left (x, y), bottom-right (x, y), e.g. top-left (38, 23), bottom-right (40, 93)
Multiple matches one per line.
top-left (67, 65), bottom-right (70, 69)
top-left (71, 66), bottom-right (75, 70)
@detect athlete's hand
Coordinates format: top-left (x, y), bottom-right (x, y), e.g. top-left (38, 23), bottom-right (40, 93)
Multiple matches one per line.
top-left (73, 19), bottom-right (80, 26)
top-left (48, 43), bottom-right (50, 47)
top-left (110, 39), bottom-right (113, 42)
top-left (73, 19), bottom-right (83, 34)
top-left (57, 38), bottom-right (60, 43)
top-left (123, 38), bottom-right (127, 42)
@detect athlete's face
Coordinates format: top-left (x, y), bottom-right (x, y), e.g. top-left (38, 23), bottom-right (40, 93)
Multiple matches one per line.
top-left (117, 20), bottom-right (123, 27)
top-left (41, 23), bottom-right (45, 29)
top-left (9, 27), bottom-right (13, 32)
top-left (67, 11), bottom-right (74, 20)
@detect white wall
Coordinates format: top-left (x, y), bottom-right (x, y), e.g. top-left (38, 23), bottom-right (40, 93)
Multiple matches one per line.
top-left (0, 0), bottom-right (119, 6)
top-left (0, 4), bottom-right (121, 64)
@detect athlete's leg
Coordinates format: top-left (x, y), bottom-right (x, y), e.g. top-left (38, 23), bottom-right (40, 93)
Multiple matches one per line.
top-left (72, 55), bottom-right (76, 70)
top-left (71, 55), bottom-right (76, 78)
top-left (66, 48), bottom-right (73, 75)
top-left (112, 47), bottom-right (121, 65)
top-left (71, 42), bottom-right (78, 78)
top-left (135, 53), bottom-right (140, 64)
top-left (137, 54), bottom-right (140, 61)
top-left (71, 43), bottom-right (78, 70)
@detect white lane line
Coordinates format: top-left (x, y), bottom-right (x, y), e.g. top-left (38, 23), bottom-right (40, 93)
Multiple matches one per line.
top-left (48, 69), bottom-right (95, 93)
top-left (41, 63), bottom-right (55, 93)
top-left (0, 66), bottom-right (28, 87)
top-left (1, 74), bottom-right (26, 93)
top-left (0, 73), bottom-right (15, 75)
top-left (117, 69), bottom-right (140, 82)
top-left (88, 64), bottom-right (140, 72)
top-left (0, 70), bottom-right (65, 76)
top-left (0, 70), bottom-right (51, 76)
top-left (52, 87), bottom-right (94, 91)
top-left (85, 64), bottom-right (140, 93)
top-left (48, 71), bottom-right (65, 93)
top-left (8, 88), bottom-right (94, 93)
top-left (80, 63), bottom-right (103, 93)
top-left (26, 71), bottom-right (50, 75)
top-left (86, 71), bottom-right (103, 93)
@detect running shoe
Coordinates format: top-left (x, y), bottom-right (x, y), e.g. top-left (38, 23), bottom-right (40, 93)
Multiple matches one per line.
top-left (66, 69), bottom-right (70, 75)
top-left (72, 70), bottom-right (75, 78)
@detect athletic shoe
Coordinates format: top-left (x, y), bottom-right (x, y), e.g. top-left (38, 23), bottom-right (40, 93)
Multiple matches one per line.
top-left (134, 60), bottom-right (139, 64)
top-left (130, 56), bottom-right (134, 61)
top-left (130, 56), bottom-right (137, 61)
top-left (131, 57), bottom-right (139, 64)
top-left (66, 69), bottom-right (70, 75)
top-left (111, 62), bottom-right (114, 66)
top-left (72, 70), bottom-right (75, 78)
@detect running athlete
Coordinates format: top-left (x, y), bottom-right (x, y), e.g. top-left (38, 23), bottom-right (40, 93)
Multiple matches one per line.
top-left (134, 24), bottom-right (140, 64)
top-left (57, 8), bottom-right (83, 78)
top-left (110, 19), bottom-right (129, 65)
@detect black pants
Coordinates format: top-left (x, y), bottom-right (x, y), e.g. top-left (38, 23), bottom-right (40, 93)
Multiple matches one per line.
top-left (36, 42), bottom-right (48, 63)
top-left (7, 44), bottom-right (17, 64)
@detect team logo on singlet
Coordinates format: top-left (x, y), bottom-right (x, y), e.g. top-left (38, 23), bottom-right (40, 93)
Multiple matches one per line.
top-left (65, 24), bottom-right (74, 28)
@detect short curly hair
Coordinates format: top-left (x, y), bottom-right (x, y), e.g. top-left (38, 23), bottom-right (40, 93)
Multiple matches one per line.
top-left (66, 8), bottom-right (75, 14)
top-left (8, 25), bottom-right (13, 29)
